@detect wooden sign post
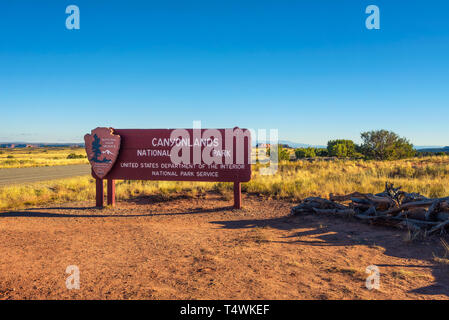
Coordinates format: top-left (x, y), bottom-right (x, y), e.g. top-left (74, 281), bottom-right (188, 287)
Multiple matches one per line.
top-left (85, 127), bottom-right (252, 209)
top-left (95, 178), bottom-right (104, 207)
top-left (107, 179), bottom-right (115, 206)
top-left (234, 182), bottom-right (241, 209)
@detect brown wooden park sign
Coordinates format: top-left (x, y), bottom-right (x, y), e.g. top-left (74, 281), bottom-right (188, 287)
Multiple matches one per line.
top-left (84, 127), bottom-right (252, 209)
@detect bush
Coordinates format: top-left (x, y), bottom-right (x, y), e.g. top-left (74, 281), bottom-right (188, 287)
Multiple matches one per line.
top-left (360, 130), bottom-right (415, 160)
top-left (327, 140), bottom-right (356, 157)
top-left (267, 145), bottom-right (291, 161)
top-left (295, 147), bottom-right (316, 159)
top-left (315, 148), bottom-right (328, 157)
top-left (330, 143), bottom-right (347, 158)
top-left (279, 146), bottom-right (291, 160)
top-left (67, 153), bottom-right (86, 159)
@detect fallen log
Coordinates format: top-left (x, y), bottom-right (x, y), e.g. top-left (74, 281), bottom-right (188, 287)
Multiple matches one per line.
top-left (391, 217), bottom-right (439, 226)
top-left (330, 192), bottom-right (369, 202)
top-left (303, 197), bottom-right (348, 210)
top-left (404, 208), bottom-right (427, 221)
top-left (355, 214), bottom-right (387, 220)
top-left (362, 206), bottom-right (377, 216)
top-left (425, 200), bottom-right (442, 221)
top-left (401, 193), bottom-right (429, 203)
top-left (292, 183), bottom-right (449, 237)
top-left (383, 200), bottom-right (437, 216)
top-left (330, 192), bottom-right (396, 210)
top-left (441, 201), bottom-right (449, 211)
top-left (429, 219), bottom-right (449, 235)
top-left (437, 211), bottom-right (449, 221)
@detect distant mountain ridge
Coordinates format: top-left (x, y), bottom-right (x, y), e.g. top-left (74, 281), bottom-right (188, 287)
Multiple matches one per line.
top-left (415, 145), bottom-right (445, 150)
top-left (253, 140), bottom-right (326, 148)
top-left (417, 146), bottom-right (449, 153)
top-left (278, 140), bottom-right (326, 149)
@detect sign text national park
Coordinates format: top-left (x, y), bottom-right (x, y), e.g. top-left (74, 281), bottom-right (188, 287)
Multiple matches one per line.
top-left (84, 127), bottom-right (252, 208)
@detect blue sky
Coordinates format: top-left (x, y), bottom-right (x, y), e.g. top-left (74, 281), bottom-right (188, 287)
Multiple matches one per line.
top-left (1, 0), bottom-right (448, 145)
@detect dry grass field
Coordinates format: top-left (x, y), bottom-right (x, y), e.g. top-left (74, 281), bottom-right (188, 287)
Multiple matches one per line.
top-left (0, 147), bottom-right (88, 168)
top-left (0, 155), bottom-right (448, 210)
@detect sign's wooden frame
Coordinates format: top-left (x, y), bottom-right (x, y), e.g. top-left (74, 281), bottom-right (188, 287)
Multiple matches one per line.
top-left (86, 127), bottom-right (251, 209)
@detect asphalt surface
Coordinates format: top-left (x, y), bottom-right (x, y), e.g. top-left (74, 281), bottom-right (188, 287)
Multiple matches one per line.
top-left (0, 164), bottom-right (91, 187)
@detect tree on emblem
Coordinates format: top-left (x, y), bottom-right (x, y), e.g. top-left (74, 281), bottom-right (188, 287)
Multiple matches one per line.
top-left (91, 134), bottom-right (111, 163)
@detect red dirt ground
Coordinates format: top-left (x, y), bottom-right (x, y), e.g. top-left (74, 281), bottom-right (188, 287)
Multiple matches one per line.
top-left (1, 193), bottom-right (449, 300)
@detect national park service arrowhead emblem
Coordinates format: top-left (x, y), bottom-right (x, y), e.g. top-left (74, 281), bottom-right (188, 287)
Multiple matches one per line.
top-left (84, 127), bottom-right (121, 179)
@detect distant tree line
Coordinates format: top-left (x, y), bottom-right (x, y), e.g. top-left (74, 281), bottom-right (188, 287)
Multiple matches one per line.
top-left (417, 151), bottom-right (449, 157)
top-left (266, 129), bottom-right (447, 161)
top-left (292, 129), bottom-right (446, 161)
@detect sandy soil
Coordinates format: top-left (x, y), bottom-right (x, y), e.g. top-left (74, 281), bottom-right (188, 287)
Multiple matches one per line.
top-left (1, 193), bottom-right (449, 300)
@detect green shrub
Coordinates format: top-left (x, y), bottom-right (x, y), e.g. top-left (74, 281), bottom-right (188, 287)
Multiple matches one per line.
top-left (267, 145), bottom-right (291, 160)
top-left (279, 146), bottom-right (291, 160)
top-left (295, 149), bottom-right (306, 159)
top-left (330, 143), bottom-right (348, 158)
top-left (295, 147), bottom-right (316, 159)
top-left (360, 130), bottom-right (415, 160)
top-left (327, 140), bottom-right (356, 157)
top-left (315, 148), bottom-right (328, 157)
top-left (67, 153), bottom-right (86, 159)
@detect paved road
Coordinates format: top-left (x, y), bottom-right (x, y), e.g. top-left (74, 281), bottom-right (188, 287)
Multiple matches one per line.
top-left (0, 164), bottom-right (91, 187)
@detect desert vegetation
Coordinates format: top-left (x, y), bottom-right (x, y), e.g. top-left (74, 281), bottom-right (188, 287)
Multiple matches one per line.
top-left (0, 147), bottom-right (87, 168)
top-left (1, 155), bottom-right (448, 210)
top-left (292, 130), bottom-right (448, 160)
top-left (1, 129), bottom-right (448, 210)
